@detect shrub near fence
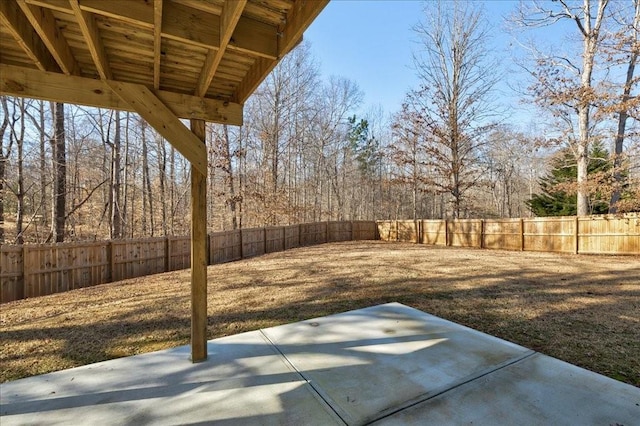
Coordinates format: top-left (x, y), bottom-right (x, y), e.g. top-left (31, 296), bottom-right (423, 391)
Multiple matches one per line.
top-left (378, 214), bottom-right (639, 255)
top-left (1, 221), bottom-right (377, 303)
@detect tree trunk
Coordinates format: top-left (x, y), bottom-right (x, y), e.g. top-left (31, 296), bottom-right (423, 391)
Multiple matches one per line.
top-left (576, 0), bottom-right (608, 216)
top-left (0, 97), bottom-right (11, 243)
top-left (15, 99), bottom-right (25, 244)
top-left (110, 111), bottom-right (122, 239)
top-left (609, 0), bottom-right (639, 213)
top-left (156, 132), bottom-right (168, 235)
top-left (141, 119), bottom-right (154, 236)
top-left (52, 102), bottom-right (66, 243)
top-left (39, 101), bottom-right (48, 232)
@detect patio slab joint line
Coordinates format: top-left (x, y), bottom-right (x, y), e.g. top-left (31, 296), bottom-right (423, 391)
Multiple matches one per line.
top-left (258, 329), bottom-right (349, 425)
top-left (366, 350), bottom-right (538, 425)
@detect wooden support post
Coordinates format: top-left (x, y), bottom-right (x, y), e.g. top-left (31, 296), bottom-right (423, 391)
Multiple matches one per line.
top-left (190, 119), bottom-right (207, 363)
top-left (574, 216), bottom-right (579, 255)
top-left (520, 218), bottom-right (525, 251)
top-left (479, 219), bottom-right (484, 249)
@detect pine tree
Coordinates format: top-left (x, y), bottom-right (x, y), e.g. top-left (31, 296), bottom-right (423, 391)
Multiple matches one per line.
top-left (527, 143), bottom-right (612, 216)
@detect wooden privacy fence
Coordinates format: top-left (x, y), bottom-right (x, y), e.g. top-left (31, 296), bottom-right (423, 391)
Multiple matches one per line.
top-left (0, 221), bottom-right (377, 303)
top-left (377, 214), bottom-right (640, 255)
top-left (2, 216), bottom-right (636, 304)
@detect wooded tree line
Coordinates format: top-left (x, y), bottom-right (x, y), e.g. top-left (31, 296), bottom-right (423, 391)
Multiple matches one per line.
top-left (0, 0), bottom-right (638, 244)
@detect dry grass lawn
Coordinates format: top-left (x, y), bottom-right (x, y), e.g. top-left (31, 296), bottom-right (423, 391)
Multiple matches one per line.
top-left (1, 241), bottom-right (638, 386)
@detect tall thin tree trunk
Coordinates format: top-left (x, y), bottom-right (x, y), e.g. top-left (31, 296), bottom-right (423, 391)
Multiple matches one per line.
top-left (0, 97), bottom-right (11, 243)
top-left (15, 99), bottom-right (25, 244)
top-left (111, 110), bottom-right (122, 239)
top-left (141, 119), bottom-right (154, 236)
top-left (157, 133), bottom-right (168, 235)
top-left (39, 101), bottom-right (48, 232)
top-left (52, 102), bottom-right (66, 243)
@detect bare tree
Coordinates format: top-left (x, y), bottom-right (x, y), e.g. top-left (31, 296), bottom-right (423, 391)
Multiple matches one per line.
top-left (607, 0), bottom-right (639, 212)
top-left (514, 0), bottom-right (610, 216)
top-left (410, 0), bottom-right (500, 218)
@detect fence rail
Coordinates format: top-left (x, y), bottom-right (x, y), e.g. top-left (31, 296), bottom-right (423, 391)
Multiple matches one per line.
top-left (1, 221), bottom-right (377, 303)
top-left (2, 215), bottom-right (637, 304)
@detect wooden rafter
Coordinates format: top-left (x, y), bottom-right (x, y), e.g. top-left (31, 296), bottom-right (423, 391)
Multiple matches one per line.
top-left (68, 0), bottom-right (111, 80)
top-left (235, 0), bottom-right (329, 103)
top-left (16, 0), bottom-right (79, 75)
top-left (153, 0), bottom-right (162, 90)
top-left (59, 0), bottom-right (278, 60)
top-left (195, 0), bottom-right (247, 97)
top-left (0, 0), bottom-right (58, 72)
top-left (0, 64), bottom-right (243, 125)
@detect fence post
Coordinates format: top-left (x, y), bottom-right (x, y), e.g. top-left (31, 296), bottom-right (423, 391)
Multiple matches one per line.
top-left (263, 226), bottom-right (267, 254)
top-left (281, 227), bottom-right (285, 251)
top-left (239, 229), bottom-right (244, 259)
top-left (108, 241), bottom-right (114, 282)
top-left (520, 218), bottom-right (525, 251)
top-left (574, 216), bottom-right (579, 254)
top-left (21, 244), bottom-right (28, 300)
top-left (165, 236), bottom-right (170, 272)
top-left (444, 219), bottom-right (449, 246)
top-left (325, 221), bottom-right (329, 243)
top-left (480, 219), bottom-right (484, 249)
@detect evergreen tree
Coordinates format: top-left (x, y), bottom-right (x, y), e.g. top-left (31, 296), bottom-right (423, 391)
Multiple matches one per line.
top-left (527, 143), bottom-right (612, 216)
top-left (347, 115), bottom-right (379, 177)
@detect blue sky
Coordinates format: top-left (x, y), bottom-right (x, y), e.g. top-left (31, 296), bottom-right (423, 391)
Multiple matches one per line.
top-left (304, 1), bottom-right (547, 124)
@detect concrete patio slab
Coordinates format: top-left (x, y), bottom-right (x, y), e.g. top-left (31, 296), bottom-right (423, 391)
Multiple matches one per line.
top-left (373, 352), bottom-right (640, 425)
top-left (0, 331), bottom-right (343, 425)
top-left (1, 303), bottom-right (639, 425)
top-left (262, 303), bottom-right (533, 424)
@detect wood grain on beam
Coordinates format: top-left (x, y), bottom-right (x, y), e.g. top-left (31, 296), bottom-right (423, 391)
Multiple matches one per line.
top-left (195, 0), bottom-right (247, 97)
top-left (189, 118), bottom-right (208, 363)
top-left (0, 0), bottom-right (59, 72)
top-left (153, 0), bottom-right (162, 89)
top-left (107, 80), bottom-right (208, 175)
top-left (16, 0), bottom-right (79, 75)
top-left (75, 0), bottom-right (277, 60)
top-left (69, 0), bottom-right (111, 79)
top-left (234, 0), bottom-right (328, 103)
top-left (1, 64), bottom-right (243, 125)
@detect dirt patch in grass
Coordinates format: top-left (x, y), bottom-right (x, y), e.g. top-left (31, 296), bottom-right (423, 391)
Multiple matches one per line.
top-left (1, 241), bottom-right (638, 386)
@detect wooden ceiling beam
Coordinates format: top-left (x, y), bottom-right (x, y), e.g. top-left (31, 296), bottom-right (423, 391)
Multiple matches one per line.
top-left (70, 0), bottom-right (277, 60)
top-left (69, 0), bottom-right (111, 80)
top-left (153, 0), bottom-right (162, 90)
top-left (234, 0), bottom-right (329, 103)
top-left (195, 0), bottom-right (247, 97)
top-left (16, 0), bottom-right (79, 75)
top-left (0, 64), bottom-right (243, 125)
top-left (0, 0), bottom-right (59, 72)
top-left (106, 80), bottom-right (208, 175)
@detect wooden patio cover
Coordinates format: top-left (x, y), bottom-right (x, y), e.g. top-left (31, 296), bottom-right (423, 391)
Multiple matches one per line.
top-left (0, 0), bottom-right (329, 361)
